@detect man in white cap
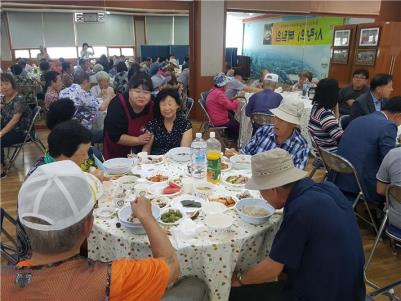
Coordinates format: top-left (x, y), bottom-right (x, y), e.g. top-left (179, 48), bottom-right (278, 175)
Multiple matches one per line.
top-left (229, 148), bottom-right (365, 301)
top-left (245, 73), bottom-right (283, 134)
top-left (225, 95), bottom-right (309, 169)
top-left (2, 161), bottom-right (207, 301)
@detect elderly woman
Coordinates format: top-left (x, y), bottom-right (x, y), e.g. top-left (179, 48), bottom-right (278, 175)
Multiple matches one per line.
top-left (90, 71), bottom-right (114, 100)
top-left (44, 71), bottom-right (63, 110)
top-left (308, 78), bottom-right (343, 153)
top-left (1, 73), bottom-right (31, 178)
top-left (143, 89), bottom-right (192, 155)
top-left (103, 72), bottom-right (154, 159)
top-left (89, 63), bottom-right (104, 85)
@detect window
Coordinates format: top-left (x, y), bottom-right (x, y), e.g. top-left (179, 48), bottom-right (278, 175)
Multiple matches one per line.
top-left (121, 48), bottom-right (134, 57)
top-left (108, 48), bottom-right (121, 57)
top-left (78, 46), bottom-right (107, 58)
top-left (47, 47), bottom-right (78, 59)
top-left (30, 49), bottom-right (40, 58)
top-left (14, 49), bottom-right (30, 59)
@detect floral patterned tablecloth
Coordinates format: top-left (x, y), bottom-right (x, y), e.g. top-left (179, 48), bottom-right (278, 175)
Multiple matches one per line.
top-left (88, 159), bottom-right (282, 301)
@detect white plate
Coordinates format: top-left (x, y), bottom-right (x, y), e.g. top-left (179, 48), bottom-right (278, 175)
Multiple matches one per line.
top-left (131, 164), bottom-right (159, 178)
top-left (86, 173), bottom-right (104, 201)
top-left (148, 182), bottom-right (182, 198)
top-left (116, 175), bottom-right (139, 190)
top-left (221, 161), bottom-right (232, 172)
top-left (118, 204), bottom-right (161, 226)
top-left (159, 208), bottom-right (185, 226)
top-left (230, 155), bottom-right (251, 170)
top-left (208, 195), bottom-right (239, 209)
top-left (170, 194), bottom-right (203, 214)
top-left (145, 173), bottom-right (170, 184)
top-left (167, 147), bottom-right (191, 162)
top-left (222, 174), bottom-right (250, 189)
top-left (103, 158), bottom-right (133, 175)
top-left (149, 196), bottom-right (171, 209)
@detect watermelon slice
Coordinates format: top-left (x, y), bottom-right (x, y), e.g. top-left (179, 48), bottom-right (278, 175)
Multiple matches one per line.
top-left (163, 186), bottom-right (181, 195)
top-left (168, 181), bottom-right (181, 189)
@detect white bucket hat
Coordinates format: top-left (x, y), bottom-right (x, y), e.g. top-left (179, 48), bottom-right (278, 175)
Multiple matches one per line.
top-left (18, 160), bottom-right (95, 231)
top-left (246, 148), bottom-right (307, 191)
top-left (270, 94), bottom-right (303, 125)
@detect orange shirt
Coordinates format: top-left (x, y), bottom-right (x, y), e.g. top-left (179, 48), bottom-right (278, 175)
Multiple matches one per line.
top-left (17, 258), bottom-right (170, 301)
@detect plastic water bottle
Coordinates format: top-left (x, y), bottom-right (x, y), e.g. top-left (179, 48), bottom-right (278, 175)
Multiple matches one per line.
top-left (191, 133), bottom-right (207, 180)
top-left (206, 132), bottom-right (222, 184)
top-left (302, 79), bottom-right (310, 97)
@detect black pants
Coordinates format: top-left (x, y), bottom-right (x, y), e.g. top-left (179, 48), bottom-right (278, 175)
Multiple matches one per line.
top-left (229, 281), bottom-right (290, 301)
top-left (1, 130), bottom-right (26, 165)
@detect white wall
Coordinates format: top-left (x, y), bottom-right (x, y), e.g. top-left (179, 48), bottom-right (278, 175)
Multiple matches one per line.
top-left (200, 1), bottom-right (225, 76)
top-left (1, 13), bottom-right (12, 60)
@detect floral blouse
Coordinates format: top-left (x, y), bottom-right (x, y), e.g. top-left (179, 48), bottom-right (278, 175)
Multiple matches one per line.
top-left (1, 94), bottom-right (31, 133)
top-left (44, 88), bottom-right (59, 110)
top-left (146, 113), bottom-right (192, 155)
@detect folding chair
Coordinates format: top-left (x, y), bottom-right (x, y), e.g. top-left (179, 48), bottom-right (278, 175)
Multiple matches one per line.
top-left (6, 106), bottom-right (46, 172)
top-left (319, 148), bottom-right (379, 234)
top-left (197, 92), bottom-right (228, 148)
top-left (308, 134), bottom-right (327, 180)
top-left (365, 184), bottom-right (401, 290)
top-left (366, 279), bottom-right (401, 301)
top-left (250, 112), bottom-right (274, 127)
top-left (184, 97), bottom-right (194, 118)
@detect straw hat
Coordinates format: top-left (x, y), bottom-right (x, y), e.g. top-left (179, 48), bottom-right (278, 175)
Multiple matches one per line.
top-left (245, 148), bottom-right (307, 191)
top-left (270, 94), bottom-right (303, 125)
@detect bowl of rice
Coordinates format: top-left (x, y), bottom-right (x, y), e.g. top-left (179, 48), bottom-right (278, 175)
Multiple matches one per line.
top-left (235, 198), bottom-right (275, 225)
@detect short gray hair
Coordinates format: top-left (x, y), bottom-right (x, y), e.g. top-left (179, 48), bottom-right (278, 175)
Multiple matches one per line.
top-left (23, 212), bottom-right (92, 255)
top-left (93, 63), bottom-right (104, 73)
top-left (263, 80), bottom-right (277, 89)
top-left (96, 71), bottom-right (110, 82)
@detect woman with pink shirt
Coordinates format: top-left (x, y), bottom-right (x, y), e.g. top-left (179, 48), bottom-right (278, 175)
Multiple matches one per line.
top-left (205, 72), bottom-right (240, 140)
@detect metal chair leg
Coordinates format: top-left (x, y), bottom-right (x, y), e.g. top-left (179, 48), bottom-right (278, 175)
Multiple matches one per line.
top-left (364, 213), bottom-right (388, 289)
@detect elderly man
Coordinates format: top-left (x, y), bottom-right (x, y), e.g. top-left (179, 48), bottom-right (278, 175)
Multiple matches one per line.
top-left (225, 95), bottom-right (309, 169)
top-left (229, 149), bottom-right (365, 301)
top-left (350, 73), bottom-right (393, 119)
top-left (245, 73), bottom-right (283, 134)
top-left (225, 69), bottom-right (262, 99)
top-left (59, 72), bottom-right (111, 142)
top-left (2, 161), bottom-right (207, 300)
top-left (335, 97), bottom-right (401, 205)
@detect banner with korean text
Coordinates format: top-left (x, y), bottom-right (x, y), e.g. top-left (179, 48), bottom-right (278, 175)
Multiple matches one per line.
top-left (263, 17), bottom-right (343, 46)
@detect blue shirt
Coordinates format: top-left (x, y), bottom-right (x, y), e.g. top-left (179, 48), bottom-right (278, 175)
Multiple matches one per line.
top-left (241, 125), bottom-right (309, 169)
top-left (371, 91), bottom-right (382, 111)
top-left (245, 89), bottom-right (283, 117)
top-left (269, 178), bottom-right (365, 301)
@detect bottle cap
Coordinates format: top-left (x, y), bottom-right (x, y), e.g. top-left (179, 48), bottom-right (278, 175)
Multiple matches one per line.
top-left (210, 132), bottom-right (215, 138)
top-left (195, 133), bottom-right (202, 138)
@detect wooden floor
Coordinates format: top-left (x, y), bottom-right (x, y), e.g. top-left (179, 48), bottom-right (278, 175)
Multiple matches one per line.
top-left (1, 128), bottom-right (400, 299)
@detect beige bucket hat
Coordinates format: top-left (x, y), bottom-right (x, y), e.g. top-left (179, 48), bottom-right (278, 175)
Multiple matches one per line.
top-left (270, 94), bottom-right (304, 125)
top-left (245, 148), bottom-right (307, 191)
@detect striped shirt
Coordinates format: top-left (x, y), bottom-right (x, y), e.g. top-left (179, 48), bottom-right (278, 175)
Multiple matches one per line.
top-left (241, 124), bottom-right (309, 170)
top-left (308, 104), bottom-right (343, 152)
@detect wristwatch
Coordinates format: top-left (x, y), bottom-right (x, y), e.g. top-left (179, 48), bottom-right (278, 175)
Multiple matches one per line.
top-left (236, 271), bottom-right (244, 286)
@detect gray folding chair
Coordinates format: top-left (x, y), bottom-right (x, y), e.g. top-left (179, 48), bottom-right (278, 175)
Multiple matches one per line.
top-left (366, 279), bottom-right (401, 301)
top-left (319, 148), bottom-right (378, 234)
top-left (308, 133), bottom-right (327, 180)
top-left (6, 106), bottom-right (46, 172)
top-left (184, 97), bottom-right (194, 118)
top-left (197, 92), bottom-right (228, 148)
top-left (365, 184), bottom-right (401, 291)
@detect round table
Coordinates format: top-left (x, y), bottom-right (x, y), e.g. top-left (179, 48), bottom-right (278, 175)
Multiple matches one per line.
top-left (88, 158), bottom-right (282, 301)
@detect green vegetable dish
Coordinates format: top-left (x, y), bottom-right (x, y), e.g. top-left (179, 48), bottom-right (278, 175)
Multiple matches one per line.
top-left (161, 209), bottom-right (183, 224)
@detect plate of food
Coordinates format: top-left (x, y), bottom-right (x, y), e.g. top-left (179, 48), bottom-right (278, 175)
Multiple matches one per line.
top-left (149, 196), bottom-right (170, 209)
top-left (159, 208), bottom-right (184, 225)
top-left (208, 195), bottom-right (238, 209)
top-left (103, 158), bottom-right (133, 175)
top-left (146, 173), bottom-right (169, 183)
top-left (118, 204), bottom-right (161, 233)
top-left (148, 181), bottom-right (182, 197)
top-left (223, 174), bottom-right (250, 188)
top-left (230, 155), bottom-right (251, 170)
top-left (167, 147), bottom-right (191, 162)
top-left (236, 190), bottom-right (252, 200)
top-left (116, 175), bottom-right (139, 190)
top-left (221, 161), bottom-right (232, 172)
top-left (142, 155), bottom-right (165, 165)
top-left (235, 198), bottom-right (275, 225)
top-left (170, 194), bottom-right (203, 213)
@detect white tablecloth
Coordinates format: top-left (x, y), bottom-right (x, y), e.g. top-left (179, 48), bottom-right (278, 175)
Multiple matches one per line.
top-left (88, 159), bottom-right (282, 301)
top-left (238, 91), bottom-right (313, 148)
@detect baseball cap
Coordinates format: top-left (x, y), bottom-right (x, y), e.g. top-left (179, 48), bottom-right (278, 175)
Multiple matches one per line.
top-left (246, 148), bottom-right (307, 191)
top-left (264, 73), bottom-right (279, 83)
top-left (18, 160), bottom-right (95, 231)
